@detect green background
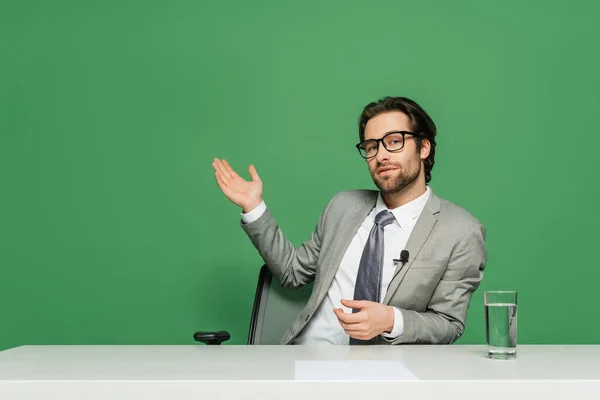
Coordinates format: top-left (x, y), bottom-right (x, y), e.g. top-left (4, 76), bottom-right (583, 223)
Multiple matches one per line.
top-left (1, 0), bottom-right (599, 351)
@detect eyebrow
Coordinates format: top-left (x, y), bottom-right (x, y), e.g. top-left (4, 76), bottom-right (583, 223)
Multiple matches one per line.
top-left (365, 130), bottom-right (403, 140)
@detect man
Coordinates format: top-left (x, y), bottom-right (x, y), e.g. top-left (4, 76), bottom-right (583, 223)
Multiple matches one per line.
top-left (212, 96), bottom-right (486, 345)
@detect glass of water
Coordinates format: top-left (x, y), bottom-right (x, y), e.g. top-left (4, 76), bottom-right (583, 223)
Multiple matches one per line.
top-left (485, 291), bottom-right (517, 360)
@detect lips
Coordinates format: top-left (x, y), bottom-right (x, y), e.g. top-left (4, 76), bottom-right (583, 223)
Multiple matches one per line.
top-left (377, 167), bottom-right (398, 175)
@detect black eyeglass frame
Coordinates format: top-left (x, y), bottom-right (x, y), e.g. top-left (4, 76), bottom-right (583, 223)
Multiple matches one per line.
top-left (355, 130), bottom-right (424, 159)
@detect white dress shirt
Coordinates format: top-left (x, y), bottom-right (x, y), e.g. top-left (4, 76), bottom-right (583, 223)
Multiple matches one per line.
top-left (241, 186), bottom-right (431, 345)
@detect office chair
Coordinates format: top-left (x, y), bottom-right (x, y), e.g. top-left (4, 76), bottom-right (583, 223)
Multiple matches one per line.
top-left (193, 264), bottom-right (313, 345)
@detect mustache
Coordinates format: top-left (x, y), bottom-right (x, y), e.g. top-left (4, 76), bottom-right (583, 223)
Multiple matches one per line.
top-left (376, 162), bottom-right (401, 168)
top-left (375, 162), bottom-right (402, 172)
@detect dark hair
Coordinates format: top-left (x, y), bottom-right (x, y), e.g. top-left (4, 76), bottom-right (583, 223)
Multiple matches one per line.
top-left (358, 96), bottom-right (437, 183)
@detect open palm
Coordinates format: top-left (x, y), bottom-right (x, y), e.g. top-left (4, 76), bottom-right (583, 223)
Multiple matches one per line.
top-left (212, 158), bottom-right (263, 212)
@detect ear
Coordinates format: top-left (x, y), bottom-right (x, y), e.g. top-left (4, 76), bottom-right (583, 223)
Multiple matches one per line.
top-left (420, 139), bottom-right (431, 161)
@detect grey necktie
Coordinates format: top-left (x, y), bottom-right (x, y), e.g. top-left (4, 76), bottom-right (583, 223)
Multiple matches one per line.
top-left (349, 210), bottom-right (396, 345)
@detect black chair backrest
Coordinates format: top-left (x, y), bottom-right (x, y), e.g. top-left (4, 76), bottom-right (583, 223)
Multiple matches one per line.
top-left (247, 265), bottom-right (313, 345)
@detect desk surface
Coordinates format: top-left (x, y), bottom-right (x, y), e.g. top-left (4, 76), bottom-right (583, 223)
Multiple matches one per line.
top-left (1, 344), bottom-right (600, 381)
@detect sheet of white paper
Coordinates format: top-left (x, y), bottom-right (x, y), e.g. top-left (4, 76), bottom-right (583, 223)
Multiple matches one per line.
top-left (294, 360), bottom-right (419, 381)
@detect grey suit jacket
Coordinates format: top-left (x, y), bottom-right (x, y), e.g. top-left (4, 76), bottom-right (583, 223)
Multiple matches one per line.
top-left (240, 188), bottom-right (487, 345)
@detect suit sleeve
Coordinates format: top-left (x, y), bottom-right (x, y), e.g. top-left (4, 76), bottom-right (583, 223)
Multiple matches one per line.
top-left (384, 222), bottom-right (487, 344)
top-left (239, 193), bottom-right (339, 289)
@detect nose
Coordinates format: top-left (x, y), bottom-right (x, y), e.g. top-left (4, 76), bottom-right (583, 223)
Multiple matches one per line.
top-left (375, 141), bottom-right (390, 163)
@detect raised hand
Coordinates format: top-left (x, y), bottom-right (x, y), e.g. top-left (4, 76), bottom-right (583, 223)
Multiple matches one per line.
top-left (212, 158), bottom-right (263, 213)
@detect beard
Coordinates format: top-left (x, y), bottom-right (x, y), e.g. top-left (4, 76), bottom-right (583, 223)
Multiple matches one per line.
top-left (371, 161), bottom-right (421, 195)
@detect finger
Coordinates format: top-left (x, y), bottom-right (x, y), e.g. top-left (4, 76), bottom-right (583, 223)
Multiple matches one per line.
top-left (333, 308), bottom-right (351, 323)
top-left (344, 328), bottom-right (366, 337)
top-left (248, 164), bottom-right (261, 182)
top-left (340, 299), bottom-right (370, 310)
top-left (214, 159), bottom-right (231, 180)
top-left (215, 171), bottom-right (233, 195)
top-left (343, 325), bottom-right (367, 337)
top-left (222, 159), bottom-right (239, 179)
top-left (333, 308), bottom-right (364, 324)
top-left (333, 308), bottom-right (346, 322)
top-left (334, 308), bottom-right (353, 321)
top-left (347, 332), bottom-right (372, 340)
top-left (215, 170), bottom-right (227, 188)
top-left (339, 320), bottom-right (364, 331)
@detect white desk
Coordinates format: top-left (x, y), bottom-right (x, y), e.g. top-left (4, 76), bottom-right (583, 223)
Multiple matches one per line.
top-left (1, 345), bottom-right (599, 399)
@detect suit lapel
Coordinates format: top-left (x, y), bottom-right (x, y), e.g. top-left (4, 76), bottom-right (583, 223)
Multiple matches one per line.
top-left (314, 192), bottom-right (377, 305)
top-left (383, 190), bottom-right (441, 304)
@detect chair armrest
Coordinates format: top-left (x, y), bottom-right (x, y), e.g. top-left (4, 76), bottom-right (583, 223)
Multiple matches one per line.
top-left (193, 330), bottom-right (231, 345)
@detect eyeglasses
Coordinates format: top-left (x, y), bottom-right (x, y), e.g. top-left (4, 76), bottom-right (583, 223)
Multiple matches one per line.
top-left (356, 131), bottom-right (423, 159)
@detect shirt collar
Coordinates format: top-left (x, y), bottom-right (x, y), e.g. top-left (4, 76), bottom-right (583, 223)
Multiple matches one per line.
top-left (374, 186), bottom-right (431, 228)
